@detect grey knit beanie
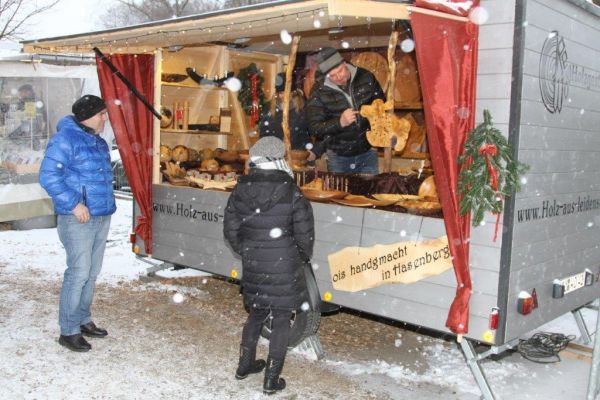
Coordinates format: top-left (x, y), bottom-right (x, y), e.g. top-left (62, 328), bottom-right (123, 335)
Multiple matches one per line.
top-left (317, 47), bottom-right (344, 74)
top-left (250, 136), bottom-right (285, 160)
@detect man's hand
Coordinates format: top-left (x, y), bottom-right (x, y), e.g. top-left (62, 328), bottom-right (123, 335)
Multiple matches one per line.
top-left (72, 203), bottom-right (90, 223)
top-left (339, 108), bottom-right (358, 128)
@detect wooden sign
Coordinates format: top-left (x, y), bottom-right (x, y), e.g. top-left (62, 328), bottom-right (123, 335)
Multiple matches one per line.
top-left (328, 236), bottom-right (453, 292)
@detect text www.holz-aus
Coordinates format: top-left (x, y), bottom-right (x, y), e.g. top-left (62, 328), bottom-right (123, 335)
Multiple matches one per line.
top-left (153, 201), bottom-right (223, 222)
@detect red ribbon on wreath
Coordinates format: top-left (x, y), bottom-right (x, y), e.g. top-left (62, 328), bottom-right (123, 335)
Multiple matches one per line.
top-left (249, 73), bottom-right (260, 127)
top-left (478, 143), bottom-right (501, 241)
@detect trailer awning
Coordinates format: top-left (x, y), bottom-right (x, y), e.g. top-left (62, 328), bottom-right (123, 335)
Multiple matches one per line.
top-left (21, 0), bottom-right (418, 54)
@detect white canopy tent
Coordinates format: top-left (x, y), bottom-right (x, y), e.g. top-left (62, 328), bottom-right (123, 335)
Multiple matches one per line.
top-left (0, 56), bottom-right (110, 224)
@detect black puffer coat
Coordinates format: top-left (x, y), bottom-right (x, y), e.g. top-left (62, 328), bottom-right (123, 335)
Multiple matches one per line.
top-left (306, 65), bottom-right (385, 156)
top-left (223, 169), bottom-right (314, 310)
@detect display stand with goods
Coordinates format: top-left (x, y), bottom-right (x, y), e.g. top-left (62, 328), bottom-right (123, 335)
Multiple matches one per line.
top-left (457, 109), bottom-right (529, 240)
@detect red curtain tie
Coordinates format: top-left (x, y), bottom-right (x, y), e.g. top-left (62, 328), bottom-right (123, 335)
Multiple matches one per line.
top-left (478, 144), bottom-right (501, 241)
top-left (249, 73), bottom-right (259, 127)
top-left (478, 144), bottom-right (498, 190)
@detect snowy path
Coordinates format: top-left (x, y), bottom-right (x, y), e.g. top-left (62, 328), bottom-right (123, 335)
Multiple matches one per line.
top-left (0, 198), bottom-right (596, 399)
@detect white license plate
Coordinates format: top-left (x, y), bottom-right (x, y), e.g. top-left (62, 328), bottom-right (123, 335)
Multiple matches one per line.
top-left (561, 272), bottom-right (586, 294)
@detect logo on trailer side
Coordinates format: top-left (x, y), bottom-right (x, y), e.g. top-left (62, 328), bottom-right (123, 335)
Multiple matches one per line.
top-left (539, 31), bottom-right (568, 114)
top-left (539, 31), bottom-right (600, 114)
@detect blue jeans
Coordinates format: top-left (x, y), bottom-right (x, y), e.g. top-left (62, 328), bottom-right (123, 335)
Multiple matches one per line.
top-left (326, 149), bottom-right (379, 174)
top-left (57, 214), bottom-right (111, 335)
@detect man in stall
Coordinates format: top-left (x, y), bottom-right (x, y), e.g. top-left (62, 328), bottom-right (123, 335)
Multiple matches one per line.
top-left (306, 47), bottom-right (385, 174)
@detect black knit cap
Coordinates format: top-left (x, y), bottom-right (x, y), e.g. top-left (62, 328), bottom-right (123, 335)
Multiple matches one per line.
top-left (72, 95), bottom-right (106, 122)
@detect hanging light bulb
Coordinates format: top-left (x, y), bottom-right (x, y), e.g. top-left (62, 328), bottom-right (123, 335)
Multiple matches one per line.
top-left (280, 29), bottom-right (292, 44)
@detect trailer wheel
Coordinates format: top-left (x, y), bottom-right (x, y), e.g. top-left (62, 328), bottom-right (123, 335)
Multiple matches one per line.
top-left (260, 308), bottom-right (321, 348)
top-left (260, 263), bottom-right (322, 347)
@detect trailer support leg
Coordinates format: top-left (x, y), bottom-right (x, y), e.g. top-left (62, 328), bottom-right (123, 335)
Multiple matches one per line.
top-left (295, 334), bottom-right (325, 360)
top-left (134, 255), bottom-right (176, 276)
top-left (586, 298), bottom-right (600, 400)
top-left (459, 339), bottom-right (496, 400)
top-left (573, 307), bottom-right (592, 345)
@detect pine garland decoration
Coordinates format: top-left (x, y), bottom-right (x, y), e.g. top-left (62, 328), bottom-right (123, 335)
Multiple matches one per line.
top-left (237, 63), bottom-right (268, 116)
top-left (458, 109), bottom-right (529, 228)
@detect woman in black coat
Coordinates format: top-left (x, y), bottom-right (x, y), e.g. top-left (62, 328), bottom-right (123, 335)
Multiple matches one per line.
top-left (259, 72), bottom-right (311, 151)
top-left (223, 136), bottom-right (314, 395)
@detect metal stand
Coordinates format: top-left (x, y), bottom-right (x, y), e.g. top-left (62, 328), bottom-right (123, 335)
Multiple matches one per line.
top-left (459, 338), bottom-right (519, 400)
top-left (135, 255), bottom-right (175, 276)
top-left (587, 297), bottom-right (600, 400)
top-left (574, 307), bottom-right (592, 345)
top-left (295, 334), bottom-right (325, 360)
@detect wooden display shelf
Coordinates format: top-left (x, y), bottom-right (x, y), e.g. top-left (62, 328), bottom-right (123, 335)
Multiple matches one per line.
top-left (394, 101), bottom-right (423, 109)
top-left (161, 128), bottom-right (231, 135)
top-left (161, 82), bottom-right (227, 90)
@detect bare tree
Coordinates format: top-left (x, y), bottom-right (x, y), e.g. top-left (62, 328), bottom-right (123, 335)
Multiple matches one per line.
top-left (0, 0), bottom-right (61, 41)
top-left (222, 0), bottom-right (266, 7)
top-left (99, 0), bottom-right (269, 29)
top-left (100, 0), bottom-right (220, 29)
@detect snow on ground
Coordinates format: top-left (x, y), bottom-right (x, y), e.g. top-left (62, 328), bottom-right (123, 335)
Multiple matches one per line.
top-left (0, 198), bottom-right (597, 399)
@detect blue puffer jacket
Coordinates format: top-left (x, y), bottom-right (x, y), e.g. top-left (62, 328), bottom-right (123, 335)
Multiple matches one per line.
top-left (39, 116), bottom-right (116, 216)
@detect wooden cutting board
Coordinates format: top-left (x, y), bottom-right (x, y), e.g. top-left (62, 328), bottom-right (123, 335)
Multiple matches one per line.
top-left (351, 52), bottom-right (389, 92)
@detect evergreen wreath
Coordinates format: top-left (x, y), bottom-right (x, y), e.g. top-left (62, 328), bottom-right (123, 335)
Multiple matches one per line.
top-left (237, 63), bottom-right (268, 117)
top-left (458, 109), bottom-right (529, 229)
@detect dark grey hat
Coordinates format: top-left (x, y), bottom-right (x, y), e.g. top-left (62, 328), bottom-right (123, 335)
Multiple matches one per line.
top-left (72, 95), bottom-right (106, 122)
top-left (250, 136), bottom-right (285, 159)
top-left (317, 47), bottom-right (344, 74)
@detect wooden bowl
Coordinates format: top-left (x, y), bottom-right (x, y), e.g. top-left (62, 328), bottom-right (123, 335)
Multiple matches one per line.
top-left (238, 150), bottom-right (249, 162)
top-left (301, 188), bottom-right (347, 202)
top-left (214, 149), bottom-right (239, 163)
top-left (290, 149), bottom-right (309, 161)
top-left (418, 175), bottom-right (438, 199)
top-left (161, 73), bottom-right (188, 83)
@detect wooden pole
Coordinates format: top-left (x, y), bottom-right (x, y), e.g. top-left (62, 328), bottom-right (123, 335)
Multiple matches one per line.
top-left (282, 35), bottom-right (301, 167)
top-left (383, 30), bottom-right (399, 173)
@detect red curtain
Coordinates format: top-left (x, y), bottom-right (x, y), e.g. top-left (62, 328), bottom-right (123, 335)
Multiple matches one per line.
top-left (96, 54), bottom-right (155, 254)
top-left (411, 13), bottom-right (479, 334)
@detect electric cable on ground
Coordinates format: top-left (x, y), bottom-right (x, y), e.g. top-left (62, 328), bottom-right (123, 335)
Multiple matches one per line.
top-left (517, 332), bottom-right (576, 363)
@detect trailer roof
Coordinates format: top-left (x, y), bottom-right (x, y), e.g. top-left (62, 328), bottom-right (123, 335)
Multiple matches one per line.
top-left (21, 0), bottom-right (424, 54)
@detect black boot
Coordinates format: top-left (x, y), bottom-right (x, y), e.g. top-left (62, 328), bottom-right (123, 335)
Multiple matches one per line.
top-left (263, 357), bottom-right (286, 395)
top-left (235, 345), bottom-right (266, 380)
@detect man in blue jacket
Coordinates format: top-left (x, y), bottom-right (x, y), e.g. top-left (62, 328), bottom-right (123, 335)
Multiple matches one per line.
top-left (40, 95), bottom-right (116, 352)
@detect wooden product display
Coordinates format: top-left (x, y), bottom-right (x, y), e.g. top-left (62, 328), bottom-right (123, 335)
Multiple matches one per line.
top-left (418, 175), bottom-right (438, 199)
top-left (350, 52), bottom-right (389, 92)
top-left (171, 145), bottom-right (189, 162)
top-left (360, 99), bottom-right (411, 151)
top-left (394, 53), bottom-right (423, 108)
top-left (160, 145), bottom-right (172, 162)
top-left (156, 43), bottom-right (434, 215)
top-left (400, 113), bottom-right (426, 157)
